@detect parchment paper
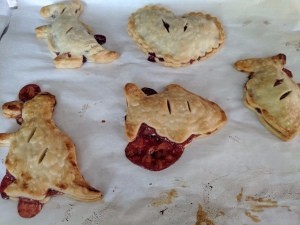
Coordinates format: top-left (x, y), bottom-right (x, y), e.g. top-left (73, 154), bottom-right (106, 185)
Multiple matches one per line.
top-left (0, 0), bottom-right (300, 224)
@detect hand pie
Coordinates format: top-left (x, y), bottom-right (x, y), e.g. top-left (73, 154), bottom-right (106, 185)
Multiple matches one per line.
top-left (0, 84), bottom-right (101, 218)
top-left (35, 0), bottom-right (119, 68)
top-left (234, 54), bottom-right (300, 141)
top-left (128, 5), bottom-right (225, 67)
top-left (124, 83), bottom-right (227, 171)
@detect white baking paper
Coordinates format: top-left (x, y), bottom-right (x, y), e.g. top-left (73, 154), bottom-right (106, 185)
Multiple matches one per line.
top-left (0, 0), bottom-right (300, 224)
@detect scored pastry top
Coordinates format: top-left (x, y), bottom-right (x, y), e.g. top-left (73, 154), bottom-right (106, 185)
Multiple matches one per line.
top-left (234, 53), bottom-right (300, 141)
top-left (0, 91), bottom-right (101, 203)
top-left (124, 83), bottom-right (227, 143)
top-left (128, 5), bottom-right (225, 67)
top-left (35, 0), bottom-right (119, 68)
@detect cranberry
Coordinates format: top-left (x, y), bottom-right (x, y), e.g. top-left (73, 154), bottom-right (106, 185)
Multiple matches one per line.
top-left (147, 55), bottom-right (156, 62)
top-left (82, 55), bottom-right (87, 63)
top-left (282, 68), bottom-right (293, 78)
top-left (273, 79), bottom-right (284, 87)
top-left (125, 123), bottom-right (185, 171)
top-left (18, 198), bottom-right (43, 218)
top-left (16, 116), bottom-right (23, 125)
top-left (94, 34), bottom-right (106, 45)
top-left (189, 59), bottom-right (195, 64)
top-left (18, 84), bottom-right (41, 102)
top-left (0, 171), bottom-right (16, 199)
top-left (148, 52), bottom-right (156, 57)
top-left (141, 87), bottom-right (157, 96)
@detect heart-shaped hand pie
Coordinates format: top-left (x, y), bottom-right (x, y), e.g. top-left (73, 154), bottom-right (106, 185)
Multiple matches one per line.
top-left (124, 83), bottom-right (227, 171)
top-left (234, 54), bottom-right (300, 141)
top-left (128, 5), bottom-right (225, 67)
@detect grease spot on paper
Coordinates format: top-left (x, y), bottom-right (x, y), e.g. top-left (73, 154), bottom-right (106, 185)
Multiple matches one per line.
top-left (237, 189), bottom-right (279, 223)
top-left (236, 187), bottom-right (243, 203)
top-left (195, 205), bottom-right (215, 225)
top-left (151, 189), bottom-right (178, 207)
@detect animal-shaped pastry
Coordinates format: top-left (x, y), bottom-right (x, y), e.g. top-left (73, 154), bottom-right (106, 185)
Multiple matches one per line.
top-left (128, 5), bottom-right (225, 67)
top-left (35, 0), bottom-right (119, 68)
top-left (234, 54), bottom-right (300, 141)
top-left (0, 84), bottom-right (101, 218)
top-left (124, 83), bottom-right (227, 171)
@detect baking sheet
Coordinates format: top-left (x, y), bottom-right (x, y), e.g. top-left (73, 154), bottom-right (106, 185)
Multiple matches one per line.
top-left (0, 0), bottom-right (300, 224)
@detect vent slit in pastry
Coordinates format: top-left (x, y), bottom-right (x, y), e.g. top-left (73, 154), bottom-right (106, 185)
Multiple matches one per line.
top-left (61, 7), bottom-right (66, 14)
top-left (187, 101), bottom-right (192, 112)
top-left (66, 27), bottom-right (73, 34)
top-left (184, 23), bottom-right (188, 32)
top-left (279, 91), bottom-right (291, 100)
top-left (27, 127), bottom-right (37, 143)
top-left (38, 148), bottom-right (48, 164)
top-left (162, 19), bottom-right (170, 33)
top-left (167, 99), bottom-right (172, 114)
top-left (274, 79), bottom-right (284, 87)
top-left (75, 6), bottom-right (81, 14)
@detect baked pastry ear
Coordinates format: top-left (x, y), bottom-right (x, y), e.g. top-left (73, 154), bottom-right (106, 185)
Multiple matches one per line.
top-left (128, 5), bottom-right (225, 67)
top-left (234, 54), bottom-right (300, 141)
top-left (35, 0), bottom-right (119, 68)
top-left (125, 83), bottom-right (227, 143)
top-left (0, 87), bottom-right (101, 217)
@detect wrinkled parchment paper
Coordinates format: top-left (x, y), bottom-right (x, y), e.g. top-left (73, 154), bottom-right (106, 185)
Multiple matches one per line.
top-left (0, 0), bottom-right (300, 224)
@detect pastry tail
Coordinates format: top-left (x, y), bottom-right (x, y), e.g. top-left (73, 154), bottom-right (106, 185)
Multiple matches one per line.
top-left (234, 53), bottom-right (286, 73)
top-left (88, 49), bottom-right (119, 63)
top-left (35, 25), bottom-right (49, 39)
top-left (67, 176), bottom-right (102, 202)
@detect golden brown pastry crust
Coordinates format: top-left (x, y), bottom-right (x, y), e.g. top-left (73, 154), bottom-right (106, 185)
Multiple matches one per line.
top-left (124, 83), bottom-right (227, 143)
top-left (234, 54), bottom-right (300, 141)
top-left (128, 5), bottom-right (225, 67)
top-left (35, 0), bottom-right (119, 68)
top-left (0, 92), bottom-right (101, 202)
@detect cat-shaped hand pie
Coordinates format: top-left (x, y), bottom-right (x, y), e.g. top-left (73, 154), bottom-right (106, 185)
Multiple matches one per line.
top-left (128, 5), bottom-right (225, 67)
top-left (124, 83), bottom-right (227, 171)
top-left (0, 84), bottom-right (101, 218)
top-left (35, 0), bottom-right (119, 68)
top-left (234, 54), bottom-right (300, 141)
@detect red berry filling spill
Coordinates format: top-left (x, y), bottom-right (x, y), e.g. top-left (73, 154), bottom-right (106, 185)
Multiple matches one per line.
top-left (1, 170), bottom-right (62, 218)
top-left (94, 34), bottom-right (106, 45)
top-left (141, 87), bottom-right (157, 96)
top-left (0, 170), bottom-right (15, 199)
top-left (125, 123), bottom-right (196, 171)
top-left (18, 84), bottom-right (41, 102)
